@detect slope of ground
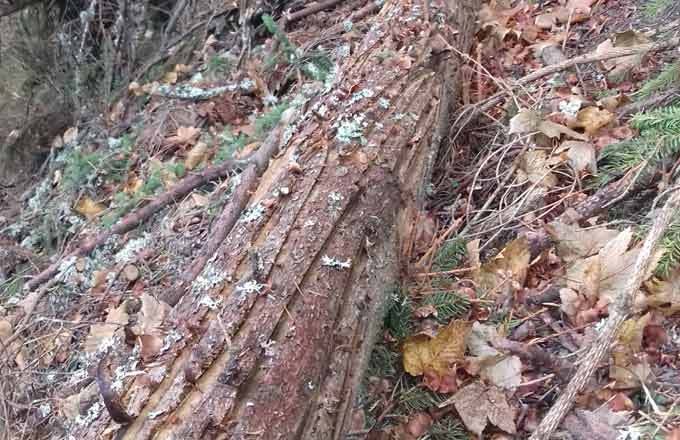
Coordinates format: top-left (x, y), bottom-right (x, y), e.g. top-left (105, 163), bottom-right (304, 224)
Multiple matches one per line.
top-left (0, 0), bottom-right (680, 439)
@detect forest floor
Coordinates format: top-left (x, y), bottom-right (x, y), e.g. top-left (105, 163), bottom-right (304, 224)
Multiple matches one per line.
top-left (1, 0), bottom-right (680, 439)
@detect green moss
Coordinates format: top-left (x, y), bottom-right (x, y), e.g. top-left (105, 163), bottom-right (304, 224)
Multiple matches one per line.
top-left (214, 127), bottom-right (250, 163)
top-left (642, 0), bottom-right (674, 17)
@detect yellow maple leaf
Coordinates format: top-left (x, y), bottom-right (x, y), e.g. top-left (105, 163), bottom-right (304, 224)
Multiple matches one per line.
top-left (575, 106), bottom-right (614, 136)
top-left (403, 320), bottom-right (471, 387)
top-left (74, 196), bottom-right (106, 220)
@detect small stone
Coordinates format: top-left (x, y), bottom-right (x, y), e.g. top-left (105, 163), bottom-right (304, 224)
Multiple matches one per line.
top-left (124, 264), bottom-right (140, 282)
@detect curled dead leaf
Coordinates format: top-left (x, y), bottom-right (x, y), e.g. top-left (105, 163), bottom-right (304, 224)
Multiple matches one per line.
top-left (575, 107), bottom-right (615, 136)
top-left (509, 109), bottom-right (588, 141)
top-left (560, 141), bottom-right (598, 175)
top-left (184, 141), bottom-right (208, 170)
top-left (166, 126), bottom-right (200, 146)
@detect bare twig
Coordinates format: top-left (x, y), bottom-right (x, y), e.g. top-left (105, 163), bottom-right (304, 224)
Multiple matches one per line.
top-left (525, 162), bottom-right (646, 256)
top-left (25, 158), bottom-right (248, 292)
top-left (530, 184), bottom-right (680, 440)
top-left (454, 36), bottom-right (680, 131)
top-left (286, 0), bottom-right (344, 23)
top-left (185, 117), bottom-right (288, 283)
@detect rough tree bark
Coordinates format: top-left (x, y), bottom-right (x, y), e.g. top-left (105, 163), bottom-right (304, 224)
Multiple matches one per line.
top-left (66, 1), bottom-right (476, 438)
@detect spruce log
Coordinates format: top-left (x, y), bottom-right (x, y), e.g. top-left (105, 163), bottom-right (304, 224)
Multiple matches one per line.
top-left (67, 1), bottom-right (477, 438)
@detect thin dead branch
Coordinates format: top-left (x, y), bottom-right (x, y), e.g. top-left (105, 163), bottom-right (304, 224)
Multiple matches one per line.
top-left (453, 36), bottom-right (680, 133)
top-left (25, 158), bottom-right (248, 292)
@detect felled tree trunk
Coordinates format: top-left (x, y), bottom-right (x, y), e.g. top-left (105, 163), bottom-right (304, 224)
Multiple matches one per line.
top-left (70, 1), bottom-right (476, 438)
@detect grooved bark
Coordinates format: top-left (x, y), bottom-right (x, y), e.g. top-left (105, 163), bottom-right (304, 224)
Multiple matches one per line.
top-left (67, 2), bottom-right (477, 438)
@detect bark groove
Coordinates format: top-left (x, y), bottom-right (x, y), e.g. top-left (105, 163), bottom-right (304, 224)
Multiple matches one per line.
top-left (67, 1), bottom-right (477, 438)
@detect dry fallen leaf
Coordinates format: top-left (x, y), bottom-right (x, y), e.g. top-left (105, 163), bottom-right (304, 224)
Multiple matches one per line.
top-left (444, 381), bottom-right (516, 437)
top-left (124, 174), bottom-right (144, 195)
top-left (509, 109), bottom-right (588, 141)
top-left (414, 304), bottom-right (438, 319)
top-left (516, 149), bottom-right (558, 188)
top-left (566, 228), bottom-right (663, 307)
top-left (184, 141), bottom-right (208, 170)
top-left (566, 0), bottom-right (597, 14)
top-left (563, 407), bottom-right (629, 440)
top-left (62, 126), bottom-right (78, 145)
top-left (60, 382), bottom-right (100, 421)
top-left (560, 141), bottom-right (598, 175)
top-left (479, 1), bottom-right (522, 41)
top-left (174, 63), bottom-right (192, 74)
top-left (466, 322), bottom-right (522, 390)
top-left (478, 237), bottom-right (531, 294)
top-left (128, 81), bottom-right (144, 96)
top-left (535, 12), bottom-right (558, 29)
top-left (546, 222), bottom-right (619, 262)
top-left (163, 70), bottom-right (179, 84)
top-left (132, 293), bottom-right (170, 360)
top-left (74, 196), bottom-right (106, 220)
top-left (610, 313), bottom-right (652, 389)
top-left (166, 126), bottom-right (200, 146)
top-left (84, 303), bottom-right (129, 353)
top-left (403, 412), bottom-right (433, 438)
top-left (403, 320), bottom-right (471, 393)
top-left (596, 30), bottom-right (650, 80)
top-left (645, 268), bottom-right (680, 313)
top-left (575, 107), bottom-right (615, 136)
top-left (123, 264), bottom-right (140, 282)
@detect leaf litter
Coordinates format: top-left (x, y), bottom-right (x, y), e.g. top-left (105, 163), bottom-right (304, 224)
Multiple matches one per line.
top-left (1, 0), bottom-right (680, 438)
top-left (362, 0), bottom-right (680, 438)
